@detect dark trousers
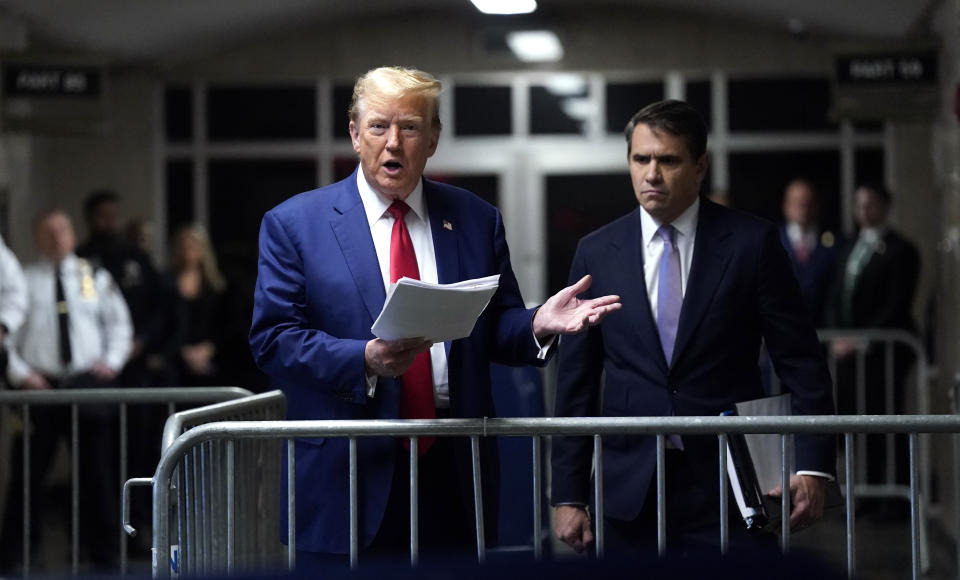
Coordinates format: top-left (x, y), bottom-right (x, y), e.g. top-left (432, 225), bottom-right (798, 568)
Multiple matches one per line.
top-left (0, 375), bottom-right (120, 571)
top-left (602, 449), bottom-right (777, 558)
top-left (296, 434), bottom-right (476, 574)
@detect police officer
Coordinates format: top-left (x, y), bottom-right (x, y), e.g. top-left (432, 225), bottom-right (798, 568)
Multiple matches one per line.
top-left (1, 208), bottom-right (132, 572)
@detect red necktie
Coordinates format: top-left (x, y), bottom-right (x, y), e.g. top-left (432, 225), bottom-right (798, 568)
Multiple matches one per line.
top-left (386, 200), bottom-right (435, 453)
top-left (793, 239), bottom-right (810, 264)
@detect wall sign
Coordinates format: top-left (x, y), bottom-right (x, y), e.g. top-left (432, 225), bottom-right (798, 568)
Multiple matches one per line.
top-left (835, 52), bottom-right (938, 85)
top-left (2, 64), bottom-right (101, 97)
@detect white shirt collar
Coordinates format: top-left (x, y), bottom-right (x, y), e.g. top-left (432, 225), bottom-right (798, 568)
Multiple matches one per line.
top-left (640, 196), bottom-right (700, 247)
top-left (356, 166), bottom-right (427, 229)
top-left (858, 225), bottom-right (886, 245)
top-left (42, 253), bottom-right (78, 271)
top-left (786, 222), bottom-right (817, 244)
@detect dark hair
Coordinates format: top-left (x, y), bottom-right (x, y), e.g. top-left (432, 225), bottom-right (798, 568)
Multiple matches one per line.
top-left (83, 189), bottom-right (119, 220)
top-left (856, 182), bottom-right (892, 205)
top-left (624, 99), bottom-right (707, 160)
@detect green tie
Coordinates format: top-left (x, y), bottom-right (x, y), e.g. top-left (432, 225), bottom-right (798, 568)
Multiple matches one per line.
top-left (841, 231), bottom-right (878, 325)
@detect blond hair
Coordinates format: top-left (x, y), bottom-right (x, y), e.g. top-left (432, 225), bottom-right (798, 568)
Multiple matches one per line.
top-left (348, 66), bottom-right (442, 129)
top-left (172, 223), bottom-right (227, 293)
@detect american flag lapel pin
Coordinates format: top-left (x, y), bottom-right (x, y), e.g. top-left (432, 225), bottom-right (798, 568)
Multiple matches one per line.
top-left (443, 220), bottom-right (453, 231)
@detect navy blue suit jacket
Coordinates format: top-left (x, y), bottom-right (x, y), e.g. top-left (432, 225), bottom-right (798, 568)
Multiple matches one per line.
top-left (778, 225), bottom-right (838, 327)
top-left (249, 170), bottom-right (545, 553)
top-left (552, 199), bottom-right (835, 522)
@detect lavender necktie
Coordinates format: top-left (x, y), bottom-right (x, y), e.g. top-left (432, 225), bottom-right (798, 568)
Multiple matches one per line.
top-left (656, 224), bottom-right (682, 365)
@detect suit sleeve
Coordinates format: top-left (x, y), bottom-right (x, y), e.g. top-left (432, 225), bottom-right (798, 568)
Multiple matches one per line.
top-left (249, 210), bottom-right (369, 403)
top-left (486, 208), bottom-right (547, 366)
top-left (550, 243), bottom-right (605, 505)
top-left (757, 224), bottom-right (837, 475)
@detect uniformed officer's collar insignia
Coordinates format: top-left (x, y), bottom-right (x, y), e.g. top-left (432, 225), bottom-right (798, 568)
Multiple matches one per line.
top-left (821, 231), bottom-right (835, 248)
top-left (78, 259), bottom-right (97, 299)
top-left (442, 220), bottom-right (453, 231)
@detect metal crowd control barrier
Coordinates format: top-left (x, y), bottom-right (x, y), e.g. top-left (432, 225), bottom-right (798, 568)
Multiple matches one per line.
top-left (124, 390), bottom-right (287, 578)
top-left (798, 329), bottom-right (930, 499)
top-left (151, 414), bottom-right (960, 580)
top-left (0, 386), bottom-right (253, 577)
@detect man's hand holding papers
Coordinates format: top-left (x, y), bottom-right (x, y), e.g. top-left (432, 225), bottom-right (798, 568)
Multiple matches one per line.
top-left (371, 274), bottom-right (501, 343)
top-left (365, 273), bottom-right (621, 378)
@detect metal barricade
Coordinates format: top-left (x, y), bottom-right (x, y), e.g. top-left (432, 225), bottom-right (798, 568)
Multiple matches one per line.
top-left (0, 386), bottom-right (253, 577)
top-left (151, 414), bottom-right (960, 580)
top-left (124, 390), bottom-right (287, 577)
top-left (769, 330), bottom-right (930, 498)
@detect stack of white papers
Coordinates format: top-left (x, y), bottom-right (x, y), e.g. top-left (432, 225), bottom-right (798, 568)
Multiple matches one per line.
top-left (371, 275), bottom-right (500, 342)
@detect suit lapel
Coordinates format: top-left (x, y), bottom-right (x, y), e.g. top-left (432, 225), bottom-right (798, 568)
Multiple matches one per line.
top-left (671, 200), bottom-right (733, 367)
top-left (424, 180), bottom-right (461, 285)
top-left (329, 176), bottom-right (386, 322)
top-left (424, 180), bottom-right (460, 359)
top-left (612, 209), bottom-right (668, 373)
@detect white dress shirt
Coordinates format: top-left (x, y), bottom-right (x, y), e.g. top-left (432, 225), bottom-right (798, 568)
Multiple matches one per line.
top-left (640, 198), bottom-right (699, 323)
top-left (7, 253), bottom-right (133, 385)
top-left (640, 198), bottom-right (830, 480)
top-left (0, 234), bottom-right (27, 335)
top-left (785, 222), bottom-right (817, 258)
top-left (357, 169), bottom-right (452, 407)
top-left (357, 169), bottom-right (550, 408)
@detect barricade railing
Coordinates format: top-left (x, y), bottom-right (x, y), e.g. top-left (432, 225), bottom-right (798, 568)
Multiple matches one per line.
top-left (770, 330), bottom-right (931, 500)
top-left (150, 414), bottom-right (960, 580)
top-left (0, 386), bottom-right (253, 577)
top-left (123, 390), bottom-right (287, 578)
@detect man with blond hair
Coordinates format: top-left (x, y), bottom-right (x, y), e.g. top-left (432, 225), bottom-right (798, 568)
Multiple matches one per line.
top-left (250, 66), bottom-right (619, 565)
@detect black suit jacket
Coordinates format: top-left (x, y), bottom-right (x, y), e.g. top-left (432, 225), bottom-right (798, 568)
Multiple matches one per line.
top-left (828, 228), bottom-right (920, 331)
top-left (552, 199), bottom-right (835, 522)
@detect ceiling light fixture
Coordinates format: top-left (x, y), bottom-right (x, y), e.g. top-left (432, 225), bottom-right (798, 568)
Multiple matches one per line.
top-left (506, 30), bottom-right (563, 62)
top-left (470, 0), bottom-right (537, 15)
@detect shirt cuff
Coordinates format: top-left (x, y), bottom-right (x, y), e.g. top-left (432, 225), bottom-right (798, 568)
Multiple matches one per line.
top-left (796, 470), bottom-right (834, 481)
top-left (534, 333), bottom-right (556, 360)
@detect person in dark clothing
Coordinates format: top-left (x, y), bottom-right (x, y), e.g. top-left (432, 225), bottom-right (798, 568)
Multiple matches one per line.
top-left (76, 191), bottom-right (175, 545)
top-left (77, 190), bottom-right (173, 385)
top-left (779, 178), bottom-right (839, 327)
top-left (168, 224), bottom-right (228, 386)
top-left (828, 183), bottom-right (920, 492)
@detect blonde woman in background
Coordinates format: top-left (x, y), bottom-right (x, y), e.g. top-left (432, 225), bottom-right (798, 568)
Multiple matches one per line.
top-left (169, 223), bottom-right (227, 386)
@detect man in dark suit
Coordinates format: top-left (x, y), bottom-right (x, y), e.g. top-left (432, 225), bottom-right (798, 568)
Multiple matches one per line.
top-left (551, 100), bottom-right (836, 554)
top-left (830, 183), bottom-right (919, 336)
top-left (829, 183), bottom-right (919, 486)
top-left (249, 66), bottom-right (619, 564)
top-left (779, 178), bottom-right (838, 326)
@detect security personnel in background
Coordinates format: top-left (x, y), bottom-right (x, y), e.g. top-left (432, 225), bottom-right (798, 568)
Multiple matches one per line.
top-left (0, 232), bottom-right (27, 377)
top-left (0, 208), bottom-right (132, 572)
top-left (77, 189), bottom-right (168, 382)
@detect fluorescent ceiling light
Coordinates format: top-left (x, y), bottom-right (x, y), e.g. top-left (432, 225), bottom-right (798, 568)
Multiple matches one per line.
top-left (470, 0), bottom-right (537, 15)
top-left (544, 73), bottom-right (587, 96)
top-left (506, 30), bottom-right (563, 62)
top-left (562, 98), bottom-right (597, 121)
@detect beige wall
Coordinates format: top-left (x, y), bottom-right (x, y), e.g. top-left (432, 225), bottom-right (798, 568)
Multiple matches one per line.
top-left (929, 0), bottom-right (960, 537)
top-left (4, 70), bottom-right (157, 259)
top-left (165, 7), bottom-right (832, 81)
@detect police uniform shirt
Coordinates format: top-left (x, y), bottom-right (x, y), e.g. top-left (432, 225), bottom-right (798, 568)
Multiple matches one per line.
top-left (0, 234), bottom-right (27, 335)
top-left (6, 253), bottom-right (133, 385)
